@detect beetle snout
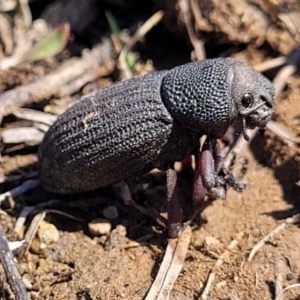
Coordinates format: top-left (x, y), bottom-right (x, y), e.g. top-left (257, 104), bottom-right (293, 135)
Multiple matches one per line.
top-left (246, 104), bottom-right (273, 129)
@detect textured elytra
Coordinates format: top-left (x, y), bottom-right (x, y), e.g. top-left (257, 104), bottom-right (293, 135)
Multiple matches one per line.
top-left (39, 71), bottom-right (199, 193)
top-left (39, 58), bottom-right (274, 194)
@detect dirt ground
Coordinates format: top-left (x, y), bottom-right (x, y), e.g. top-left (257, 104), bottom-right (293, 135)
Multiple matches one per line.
top-left (0, 64), bottom-right (299, 300)
top-left (0, 1), bottom-right (300, 300)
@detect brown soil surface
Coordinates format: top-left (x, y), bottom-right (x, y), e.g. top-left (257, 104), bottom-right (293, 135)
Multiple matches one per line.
top-left (0, 75), bottom-right (299, 300)
top-left (0, 2), bottom-right (300, 300)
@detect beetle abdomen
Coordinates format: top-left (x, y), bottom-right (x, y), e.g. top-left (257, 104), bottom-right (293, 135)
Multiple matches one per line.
top-left (39, 71), bottom-right (177, 193)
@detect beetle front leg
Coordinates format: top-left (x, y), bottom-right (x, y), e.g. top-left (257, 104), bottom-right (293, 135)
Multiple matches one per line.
top-left (191, 150), bottom-right (207, 211)
top-left (182, 150), bottom-right (208, 228)
top-left (184, 137), bottom-right (226, 228)
top-left (166, 165), bottom-right (183, 238)
top-left (200, 137), bottom-right (226, 200)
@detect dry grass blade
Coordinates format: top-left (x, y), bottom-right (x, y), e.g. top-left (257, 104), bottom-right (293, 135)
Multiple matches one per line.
top-left (253, 56), bottom-right (286, 73)
top-left (248, 216), bottom-right (296, 262)
top-left (201, 232), bottom-right (244, 299)
top-left (275, 272), bottom-right (283, 300)
top-left (0, 39), bottom-right (114, 120)
top-left (282, 283), bottom-right (300, 293)
top-left (23, 211), bottom-right (46, 255)
top-left (145, 226), bottom-right (191, 300)
top-left (267, 120), bottom-right (300, 145)
top-left (178, 0), bottom-right (206, 60)
top-left (1, 127), bottom-right (44, 145)
top-left (119, 10), bottom-right (164, 79)
top-left (14, 206), bottom-right (35, 235)
top-left (44, 209), bottom-right (84, 222)
top-left (13, 108), bottom-right (57, 126)
top-left (0, 180), bottom-right (39, 204)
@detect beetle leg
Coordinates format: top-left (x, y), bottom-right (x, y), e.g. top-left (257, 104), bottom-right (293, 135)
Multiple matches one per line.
top-left (183, 137), bottom-right (225, 229)
top-left (191, 151), bottom-right (207, 211)
top-left (166, 165), bottom-right (183, 238)
top-left (168, 137), bottom-right (247, 237)
top-left (199, 137), bottom-right (216, 189)
top-left (221, 156), bottom-right (248, 192)
top-left (195, 138), bottom-right (226, 200)
top-left (182, 150), bottom-right (208, 228)
top-left (116, 181), bottom-right (167, 228)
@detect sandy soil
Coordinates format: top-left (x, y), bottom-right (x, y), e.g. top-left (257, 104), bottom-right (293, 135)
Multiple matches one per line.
top-left (0, 1), bottom-right (299, 298)
top-left (0, 73), bottom-right (299, 300)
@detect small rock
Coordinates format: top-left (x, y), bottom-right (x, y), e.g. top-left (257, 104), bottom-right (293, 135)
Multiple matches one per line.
top-left (105, 224), bottom-right (127, 251)
top-left (286, 273), bottom-right (294, 281)
top-left (30, 291), bottom-right (39, 299)
top-left (103, 205), bottom-right (119, 220)
top-left (205, 236), bottom-right (221, 247)
top-left (250, 226), bottom-right (261, 238)
top-left (88, 218), bottom-right (112, 236)
top-left (18, 261), bottom-right (36, 275)
top-left (22, 274), bottom-right (33, 290)
top-left (30, 221), bottom-right (59, 252)
top-left (38, 221), bottom-right (59, 244)
top-left (37, 258), bottom-right (54, 273)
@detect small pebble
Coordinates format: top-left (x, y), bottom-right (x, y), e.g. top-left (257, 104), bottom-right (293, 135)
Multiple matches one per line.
top-left (250, 226), bottom-right (261, 238)
top-left (38, 221), bottom-right (60, 245)
top-left (88, 218), bottom-right (112, 236)
top-left (205, 236), bottom-right (221, 247)
top-left (286, 273), bottom-right (294, 281)
top-left (22, 275), bottom-right (33, 290)
top-left (30, 221), bottom-right (59, 252)
top-left (105, 224), bottom-right (127, 251)
top-left (30, 291), bottom-right (39, 299)
top-left (103, 205), bottom-right (119, 220)
top-left (18, 261), bottom-right (36, 275)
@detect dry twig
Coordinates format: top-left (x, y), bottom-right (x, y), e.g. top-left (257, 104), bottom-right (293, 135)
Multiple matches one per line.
top-left (0, 180), bottom-right (39, 204)
top-left (0, 39), bottom-right (114, 120)
top-left (201, 232), bottom-right (244, 299)
top-left (282, 283), bottom-right (300, 293)
top-left (178, 0), bottom-right (206, 60)
top-left (275, 272), bottom-right (283, 300)
top-left (145, 226), bottom-right (191, 300)
top-left (248, 216), bottom-right (296, 262)
top-left (119, 10), bottom-right (164, 79)
top-left (23, 211), bottom-right (46, 255)
top-left (13, 108), bottom-right (57, 126)
top-left (253, 56), bottom-right (286, 73)
top-left (0, 223), bottom-right (29, 299)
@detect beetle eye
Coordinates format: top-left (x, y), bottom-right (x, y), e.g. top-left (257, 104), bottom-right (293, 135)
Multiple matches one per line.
top-left (242, 93), bottom-right (253, 108)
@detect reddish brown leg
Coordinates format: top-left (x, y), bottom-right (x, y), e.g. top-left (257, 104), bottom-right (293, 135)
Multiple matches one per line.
top-left (212, 139), bottom-right (223, 173)
top-left (181, 155), bottom-right (193, 173)
top-left (166, 166), bottom-right (183, 238)
top-left (200, 137), bottom-right (216, 189)
top-left (182, 150), bottom-right (207, 228)
top-left (191, 150), bottom-right (206, 211)
top-left (184, 137), bottom-right (225, 228)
